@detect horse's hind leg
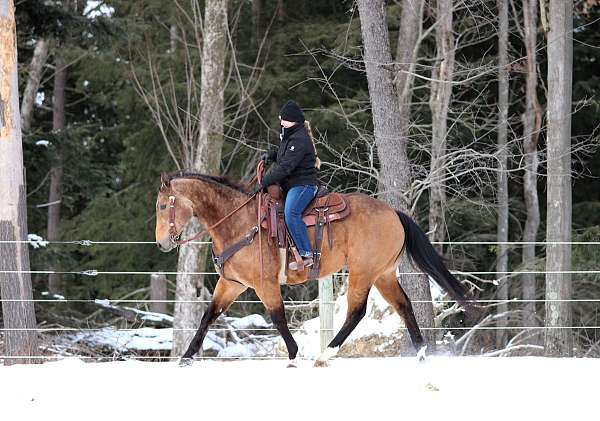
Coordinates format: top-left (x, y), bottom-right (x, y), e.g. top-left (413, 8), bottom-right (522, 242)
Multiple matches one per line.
top-left (374, 272), bottom-right (425, 353)
top-left (315, 277), bottom-right (372, 367)
top-left (180, 277), bottom-right (247, 364)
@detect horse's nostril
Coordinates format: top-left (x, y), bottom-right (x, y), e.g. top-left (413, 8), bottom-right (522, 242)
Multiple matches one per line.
top-left (156, 242), bottom-right (163, 249)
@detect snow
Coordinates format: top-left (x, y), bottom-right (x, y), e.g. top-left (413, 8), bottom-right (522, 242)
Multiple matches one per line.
top-left (217, 339), bottom-right (277, 358)
top-left (291, 288), bottom-right (403, 358)
top-left (0, 357), bottom-right (596, 420)
top-left (70, 327), bottom-right (224, 354)
top-left (223, 314), bottom-right (271, 330)
top-left (41, 291), bottom-right (65, 300)
top-left (27, 233), bottom-right (48, 248)
top-left (35, 91), bottom-right (44, 106)
top-left (84, 1), bottom-right (114, 18)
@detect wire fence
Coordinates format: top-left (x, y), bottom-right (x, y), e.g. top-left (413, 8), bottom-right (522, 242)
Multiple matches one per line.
top-left (1, 269), bottom-right (600, 276)
top-left (0, 238), bottom-right (597, 361)
top-left (1, 239), bottom-right (596, 245)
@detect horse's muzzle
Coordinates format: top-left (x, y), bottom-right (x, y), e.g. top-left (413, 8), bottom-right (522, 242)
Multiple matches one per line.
top-left (156, 237), bottom-right (176, 253)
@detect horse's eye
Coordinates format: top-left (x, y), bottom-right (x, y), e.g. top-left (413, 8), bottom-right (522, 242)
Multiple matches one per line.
top-left (159, 204), bottom-right (167, 210)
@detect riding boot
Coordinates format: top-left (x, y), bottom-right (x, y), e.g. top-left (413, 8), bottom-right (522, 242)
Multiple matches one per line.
top-left (289, 257), bottom-right (313, 271)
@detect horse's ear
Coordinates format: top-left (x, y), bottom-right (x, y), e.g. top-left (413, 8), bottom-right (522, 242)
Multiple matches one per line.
top-left (160, 172), bottom-right (170, 190)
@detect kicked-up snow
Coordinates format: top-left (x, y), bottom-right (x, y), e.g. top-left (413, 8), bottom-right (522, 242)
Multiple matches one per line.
top-left (0, 356), bottom-right (595, 420)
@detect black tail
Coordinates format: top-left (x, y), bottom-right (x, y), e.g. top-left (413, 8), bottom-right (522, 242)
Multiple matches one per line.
top-left (396, 210), bottom-right (471, 308)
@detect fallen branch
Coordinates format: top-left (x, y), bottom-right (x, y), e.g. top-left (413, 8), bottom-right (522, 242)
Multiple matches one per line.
top-left (93, 299), bottom-right (174, 328)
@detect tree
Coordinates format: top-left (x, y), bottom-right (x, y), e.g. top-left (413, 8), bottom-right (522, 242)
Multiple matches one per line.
top-left (521, 0), bottom-right (542, 329)
top-left (428, 0), bottom-right (455, 252)
top-left (20, 37), bottom-right (48, 133)
top-left (171, 0), bottom-right (228, 357)
top-left (544, 0), bottom-right (573, 357)
top-left (0, 0), bottom-right (38, 364)
top-left (356, 0), bottom-right (435, 349)
top-left (495, 0), bottom-right (510, 348)
top-left (395, 0), bottom-right (424, 128)
top-left (47, 51), bottom-right (67, 294)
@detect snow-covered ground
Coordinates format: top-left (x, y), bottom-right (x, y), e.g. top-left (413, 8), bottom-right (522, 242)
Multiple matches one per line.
top-left (0, 356), bottom-right (595, 420)
top-left (64, 313), bottom-right (278, 358)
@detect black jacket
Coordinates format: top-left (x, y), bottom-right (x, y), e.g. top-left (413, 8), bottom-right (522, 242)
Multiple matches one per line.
top-left (261, 124), bottom-right (317, 191)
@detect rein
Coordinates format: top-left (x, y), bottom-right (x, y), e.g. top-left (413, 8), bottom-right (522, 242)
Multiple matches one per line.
top-left (167, 162), bottom-right (267, 286)
top-left (256, 161), bottom-right (266, 286)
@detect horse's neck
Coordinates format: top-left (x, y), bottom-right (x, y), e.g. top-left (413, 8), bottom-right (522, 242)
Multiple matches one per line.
top-left (181, 179), bottom-right (254, 249)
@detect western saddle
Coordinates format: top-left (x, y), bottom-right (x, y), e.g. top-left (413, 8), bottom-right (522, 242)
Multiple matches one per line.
top-left (261, 184), bottom-right (350, 281)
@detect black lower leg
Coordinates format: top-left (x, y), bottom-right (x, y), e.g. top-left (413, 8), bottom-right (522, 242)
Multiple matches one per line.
top-left (395, 287), bottom-right (425, 351)
top-left (328, 299), bottom-right (368, 349)
top-left (399, 305), bottom-right (425, 351)
top-left (269, 305), bottom-right (298, 360)
top-left (182, 303), bottom-right (221, 359)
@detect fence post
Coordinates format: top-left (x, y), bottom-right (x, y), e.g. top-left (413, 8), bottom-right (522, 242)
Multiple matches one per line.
top-left (319, 275), bottom-right (334, 352)
top-left (150, 273), bottom-right (168, 314)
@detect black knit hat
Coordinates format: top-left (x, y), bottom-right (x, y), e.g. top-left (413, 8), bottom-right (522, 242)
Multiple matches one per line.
top-left (279, 100), bottom-right (305, 124)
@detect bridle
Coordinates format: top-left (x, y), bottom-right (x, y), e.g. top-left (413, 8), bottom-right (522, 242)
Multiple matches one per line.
top-left (163, 161), bottom-right (267, 285)
top-left (166, 189), bottom-right (256, 246)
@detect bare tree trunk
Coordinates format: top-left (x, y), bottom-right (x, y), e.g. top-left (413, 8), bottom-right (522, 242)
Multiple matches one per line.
top-left (396, 0), bottom-right (424, 134)
top-left (251, 0), bottom-right (263, 48)
top-left (150, 273), bottom-right (168, 314)
top-left (394, 0), bottom-right (434, 352)
top-left (172, 0), bottom-right (228, 357)
top-left (0, 0), bottom-right (39, 364)
top-left (20, 37), bottom-right (48, 133)
top-left (544, 0), bottom-right (573, 357)
top-left (521, 0), bottom-right (541, 331)
top-left (428, 0), bottom-right (455, 253)
top-left (357, 0), bottom-right (435, 351)
top-left (47, 53), bottom-right (66, 294)
top-left (276, 0), bottom-right (285, 22)
top-left (170, 24), bottom-right (177, 54)
top-left (495, 0), bottom-right (510, 349)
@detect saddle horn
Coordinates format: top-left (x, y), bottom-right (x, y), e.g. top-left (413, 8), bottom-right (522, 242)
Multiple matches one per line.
top-left (160, 172), bottom-right (171, 190)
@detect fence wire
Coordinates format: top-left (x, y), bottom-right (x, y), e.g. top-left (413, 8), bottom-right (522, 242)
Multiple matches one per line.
top-left (0, 238), bottom-right (596, 361)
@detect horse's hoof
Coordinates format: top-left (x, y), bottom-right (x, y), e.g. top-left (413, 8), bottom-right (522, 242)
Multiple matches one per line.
top-left (179, 357), bottom-right (194, 367)
top-left (313, 346), bottom-right (338, 367)
top-left (286, 358), bottom-right (298, 368)
top-left (313, 359), bottom-right (329, 368)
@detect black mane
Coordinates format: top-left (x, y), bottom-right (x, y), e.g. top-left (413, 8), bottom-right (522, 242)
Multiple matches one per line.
top-left (166, 171), bottom-right (249, 194)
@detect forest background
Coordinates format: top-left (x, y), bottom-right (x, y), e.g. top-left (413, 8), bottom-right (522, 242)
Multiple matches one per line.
top-left (6, 0), bottom-right (600, 357)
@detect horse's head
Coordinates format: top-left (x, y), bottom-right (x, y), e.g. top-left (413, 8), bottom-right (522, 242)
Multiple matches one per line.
top-left (155, 173), bottom-right (194, 252)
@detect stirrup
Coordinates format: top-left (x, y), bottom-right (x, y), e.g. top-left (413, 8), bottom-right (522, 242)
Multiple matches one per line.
top-left (289, 257), bottom-right (313, 271)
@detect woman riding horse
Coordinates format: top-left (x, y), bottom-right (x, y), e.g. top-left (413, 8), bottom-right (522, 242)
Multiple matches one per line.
top-left (253, 100), bottom-right (319, 270)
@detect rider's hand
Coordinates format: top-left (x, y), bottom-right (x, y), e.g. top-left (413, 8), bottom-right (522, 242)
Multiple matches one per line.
top-left (251, 183), bottom-right (263, 196)
top-left (260, 147), bottom-right (278, 164)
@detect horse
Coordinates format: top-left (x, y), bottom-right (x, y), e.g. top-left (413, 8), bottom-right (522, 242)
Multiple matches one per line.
top-left (154, 171), bottom-right (472, 366)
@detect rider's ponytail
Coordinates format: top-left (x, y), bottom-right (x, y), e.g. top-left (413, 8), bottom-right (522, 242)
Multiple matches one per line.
top-left (304, 120), bottom-right (321, 170)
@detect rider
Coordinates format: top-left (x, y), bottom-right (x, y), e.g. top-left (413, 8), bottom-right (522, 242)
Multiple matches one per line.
top-left (255, 100), bottom-right (319, 270)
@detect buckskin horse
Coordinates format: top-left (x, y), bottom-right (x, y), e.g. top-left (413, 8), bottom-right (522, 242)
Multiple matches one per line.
top-left (155, 171), bottom-right (472, 366)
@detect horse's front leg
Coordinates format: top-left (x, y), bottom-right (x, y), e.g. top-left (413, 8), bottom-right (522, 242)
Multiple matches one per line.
top-left (256, 282), bottom-right (298, 365)
top-left (180, 277), bottom-right (246, 365)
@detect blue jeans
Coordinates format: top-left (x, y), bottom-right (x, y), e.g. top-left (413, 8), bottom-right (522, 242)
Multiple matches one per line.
top-left (285, 185), bottom-right (318, 257)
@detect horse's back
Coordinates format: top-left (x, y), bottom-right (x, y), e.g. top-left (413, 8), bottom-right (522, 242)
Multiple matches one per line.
top-left (328, 193), bottom-right (404, 274)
